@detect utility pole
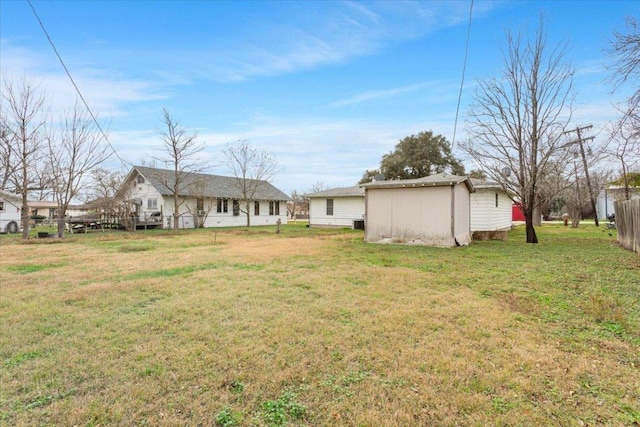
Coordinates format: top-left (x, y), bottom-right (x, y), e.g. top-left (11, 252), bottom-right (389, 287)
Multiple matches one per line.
top-left (563, 125), bottom-right (598, 226)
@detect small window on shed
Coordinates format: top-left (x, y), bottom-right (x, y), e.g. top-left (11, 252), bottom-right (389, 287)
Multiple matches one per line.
top-left (0, 201), bottom-right (4, 212)
top-left (495, 193), bottom-right (499, 208)
top-left (326, 199), bottom-right (334, 216)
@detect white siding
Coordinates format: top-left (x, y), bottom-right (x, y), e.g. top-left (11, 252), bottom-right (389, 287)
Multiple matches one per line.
top-left (309, 196), bottom-right (365, 228)
top-left (470, 189), bottom-right (512, 232)
top-left (202, 200), bottom-right (287, 228)
top-left (0, 193), bottom-right (22, 232)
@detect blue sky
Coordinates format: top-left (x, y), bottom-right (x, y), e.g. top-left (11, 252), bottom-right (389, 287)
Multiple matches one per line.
top-left (1, 0), bottom-right (638, 195)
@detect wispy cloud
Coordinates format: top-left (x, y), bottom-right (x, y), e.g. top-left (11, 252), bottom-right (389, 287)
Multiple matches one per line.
top-left (330, 82), bottom-right (438, 107)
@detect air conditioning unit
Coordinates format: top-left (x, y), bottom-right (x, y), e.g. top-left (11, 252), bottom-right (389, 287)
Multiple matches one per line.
top-left (197, 210), bottom-right (205, 216)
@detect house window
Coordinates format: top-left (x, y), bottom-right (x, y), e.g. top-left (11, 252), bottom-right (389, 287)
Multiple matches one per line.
top-left (232, 200), bottom-right (240, 216)
top-left (217, 198), bottom-right (228, 213)
top-left (254, 201), bottom-right (260, 216)
top-left (326, 199), bottom-right (334, 216)
top-left (495, 193), bottom-right (499, 208)
top-left (137, 175), bottom-right (145, 184)
top-left (269, 201), bottom-right (280, 216)
top-left (147, 198), bottom-right (158, 210)
top-left (0, 201), bottom-right (4, 212)
top-left (197, 198), bottom-right (204, 215)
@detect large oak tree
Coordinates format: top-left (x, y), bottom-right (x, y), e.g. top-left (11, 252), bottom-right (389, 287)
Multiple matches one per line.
top-left (359, 130), bottom-right (464, 184)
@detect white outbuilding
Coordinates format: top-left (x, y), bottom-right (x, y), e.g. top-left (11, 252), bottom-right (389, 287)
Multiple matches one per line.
top-left (362, 174), bottom-right (475, 247)
top-left (307, 186), bottom-right (365, 229)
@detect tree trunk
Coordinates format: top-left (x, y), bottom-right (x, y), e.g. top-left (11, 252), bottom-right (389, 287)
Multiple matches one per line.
top-left (525, 209), bottom-right (539, 244)
top-left (533, 204), bottom-right (542, 226)
top-left (57, 208), bottom-right (65, 238)
top-left (20, 197), bottom-right (29, 240)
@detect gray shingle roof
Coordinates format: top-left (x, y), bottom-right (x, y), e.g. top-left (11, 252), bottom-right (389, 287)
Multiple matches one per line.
top-left (132, 166), bottom-right (290, 201)
top-left (306, 185), bottom-right (364, 198)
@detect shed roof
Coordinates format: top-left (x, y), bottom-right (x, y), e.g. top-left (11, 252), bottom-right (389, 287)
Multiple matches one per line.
top-left (130, 166), bottom-right (290, 201)
top-left (362, 174), bottom-right (475, 193)
top-left (306, 185), bottom-right (364, 198)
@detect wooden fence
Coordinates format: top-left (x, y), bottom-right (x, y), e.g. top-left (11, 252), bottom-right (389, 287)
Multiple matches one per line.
top-left (615, 199), bottom-right (640, 253)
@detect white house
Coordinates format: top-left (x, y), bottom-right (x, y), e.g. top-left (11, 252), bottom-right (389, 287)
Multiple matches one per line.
top-left (596, 186), bottom-right (640, 220)
top-left (0, 189), bottom-right (22, 233)
top-left (120, 166), bottom-right (290, 229)
top-left (469, 179), bottom-right (512, 240)
top-left (307, 185), bottom-right (365, 229)
top-left (362, 174), bottom-right (475, 247)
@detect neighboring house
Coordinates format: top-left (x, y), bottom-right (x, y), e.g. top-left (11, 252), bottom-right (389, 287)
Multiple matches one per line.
top-left (470, 179), bottom-right (512, 240)
top-left (362, 174), bottom-right (475, 247)
top-left (0, 189), bottom-right (22, 233)
top-left (27, 200), bottom-right (58, 222)
top-left (120, 166), bottom-right (289, 229)
top-left (596, 186), bottom-right (640, 220)
top-left (307, 185), bottom-right (365, 229)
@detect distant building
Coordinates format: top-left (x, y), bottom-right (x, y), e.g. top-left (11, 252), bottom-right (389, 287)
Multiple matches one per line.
top-left (0, 189), bottom-right (22, 233)
top-left (307, 186), bottom-right (365, 229)
top-left (120, 166), bottom-right (290, 229)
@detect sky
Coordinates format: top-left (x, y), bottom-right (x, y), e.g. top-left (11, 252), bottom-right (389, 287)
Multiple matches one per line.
top-left (1, 0), bottom-right (639, 196)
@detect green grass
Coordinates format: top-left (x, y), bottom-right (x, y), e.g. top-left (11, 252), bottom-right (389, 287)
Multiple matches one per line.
top-left (0, 223), bottom-right (638, 426)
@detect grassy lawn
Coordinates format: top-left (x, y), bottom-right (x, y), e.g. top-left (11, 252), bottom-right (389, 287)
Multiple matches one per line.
top-left (1, 223), bottom-right (638, 426)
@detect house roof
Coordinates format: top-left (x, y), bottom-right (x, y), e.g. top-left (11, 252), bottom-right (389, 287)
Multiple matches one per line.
top-left (470, 178), bottom-right (504, 190)
top-left (129, 166), bottom-right (290, 201)
top-left (0, 189), bottom-right (21, 203)
top-left (306, 185), bottom-right (364, 198)
top-left (361, 174), bottom-right (475, 193)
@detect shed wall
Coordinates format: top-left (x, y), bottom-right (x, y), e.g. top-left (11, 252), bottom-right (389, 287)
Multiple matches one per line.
top-left (365, 186), bottom-right (455, 246)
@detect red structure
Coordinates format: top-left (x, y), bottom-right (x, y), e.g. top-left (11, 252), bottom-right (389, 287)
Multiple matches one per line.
top-left (512, 203), bottom-right (525, 221)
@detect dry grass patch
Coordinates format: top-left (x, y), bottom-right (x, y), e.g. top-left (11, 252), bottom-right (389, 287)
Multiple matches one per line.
top-left (1, 224), bottom-right (639, 425)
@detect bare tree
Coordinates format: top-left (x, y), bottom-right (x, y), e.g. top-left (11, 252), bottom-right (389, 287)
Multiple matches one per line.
top-left (223, 140), bottom-right (278, 227)
top-left (462, 23), bottom-right (575, 243)
top-left (308, 181), bottom-right (327, 194)
top-left (47, 100), bottom-right (111, 237)
top-left (287, 190), bottom-right (309, 220)
top-left (609, 16), bottom-right (640, 125)
top-left (606, 109), bottom-right (640, 200)
top-left (153, 109), bottom-right (205, 230)
top-left (607, 16), bottom-right (640, 190)
top-left (1, 76), bottom-right (49, 239)
top-left (86, 167), bottom-right (124, 225)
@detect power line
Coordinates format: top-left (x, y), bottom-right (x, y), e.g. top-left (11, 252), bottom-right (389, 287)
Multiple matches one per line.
top-left (26, 0), bottom-right (131, 168)
top-left (451, 0), bottom-right (474, 152)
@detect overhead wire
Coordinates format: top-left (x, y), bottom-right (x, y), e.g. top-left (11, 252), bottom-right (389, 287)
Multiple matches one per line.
top-left (26, 0), bottom-right (131, 168)
top-left (451, 0), bottom-right (474, 152)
